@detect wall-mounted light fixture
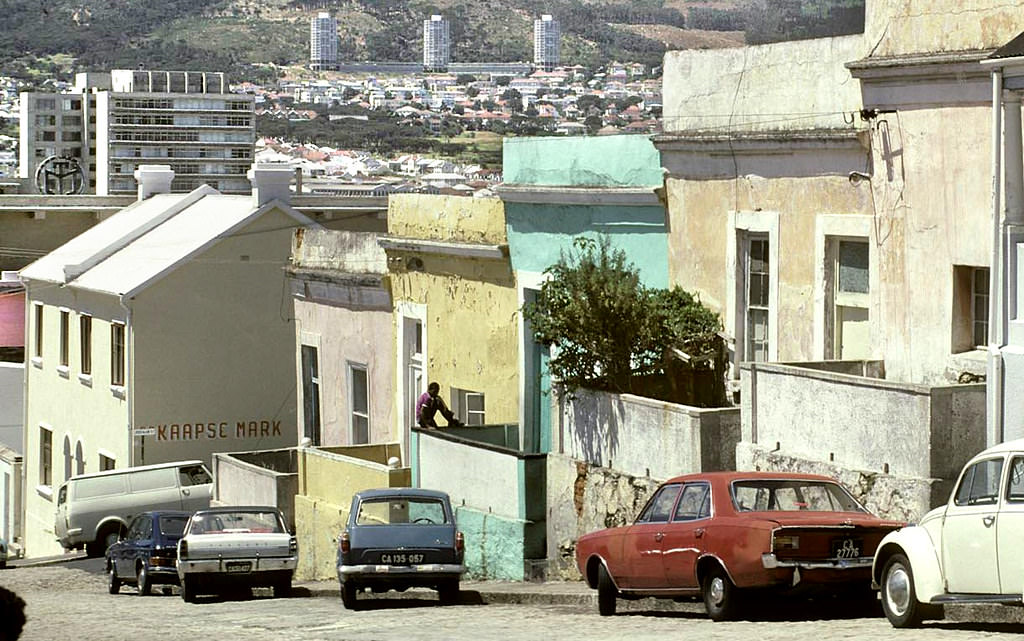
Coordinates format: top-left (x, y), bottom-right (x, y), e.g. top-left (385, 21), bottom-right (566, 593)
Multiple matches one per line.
top-left (848, 171), bottom-right (872, 185)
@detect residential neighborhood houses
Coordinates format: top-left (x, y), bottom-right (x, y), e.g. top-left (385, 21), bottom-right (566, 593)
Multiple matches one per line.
top-left (2, 0), bottom-right (1024, 600)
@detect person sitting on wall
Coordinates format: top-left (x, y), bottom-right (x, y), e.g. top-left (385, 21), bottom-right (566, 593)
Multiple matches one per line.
top-left (416, 382), bottom-right (463, 428)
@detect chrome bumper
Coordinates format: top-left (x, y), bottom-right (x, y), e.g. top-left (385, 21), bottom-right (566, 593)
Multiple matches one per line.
top-left (761, 553), bottom-right (873, 570)
top-left (338, 563), bottom-right (465, 577)
top-left (178, 556), bottom-right (297, 576)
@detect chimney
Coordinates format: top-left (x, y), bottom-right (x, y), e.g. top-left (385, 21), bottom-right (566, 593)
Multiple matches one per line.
top-left (247, 164), bottom-right (293, 207)
top-left (134, 165), bottom-right (175, 200)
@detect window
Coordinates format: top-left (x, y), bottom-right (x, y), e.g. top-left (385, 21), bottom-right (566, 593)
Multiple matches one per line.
top-left (673, 483), bottom-right (711, 521)
top-left (110, 322), bottom-right (125, 386)
top-left (954, 458), bottom-right (1004, 506)
top-left (635, 483), bottom-right (681, 523)
top-left (745, 235), bottom-right (770, 362)
top-left (1007, 457), bottom-right (1024, 503)
top-left (59, 309), bottom-right (69, 367)
top-left (952, 266), bottom-right (990, 352)
top-left (79, 315), bottom-right (92, 375)
top-left (350, 363), bottom-right (369, 444)
top-left (301, 345), bottom-right (321, 446)
top-left (63, 435), bottom-right (72, 482)
top-left (451, 388), bottom-right (485, 426)
top-left (99, 454), bottom-right (116, 471)
top-left (40, 427), bottom-right (52, 487)
top-left (33, 304), bottom-right (43, 359)
top-left (178, 464), bottom-right (211, 486)
top-left (35, 98), bottom-right (56, 110)
top-left (74, 440), bottom-right (84, 475)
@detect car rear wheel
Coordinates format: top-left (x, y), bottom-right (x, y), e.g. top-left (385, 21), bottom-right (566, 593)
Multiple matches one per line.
top-left (341, 581), bottom-right (358, 610)
top-left (596, 563), bottom-right (617, 616)
top-left (136, 563), bottom-right (151, 596)
top-left (881, 553), bottom-right (925, 628)
top-left (107, 564), bottom-right (121, 595)
top-left (703, 565), bottom-right (740, 621)
top-left (180, 576), bottom-right (197, 603)
top-left (438, 580), bottom-right (460, 605)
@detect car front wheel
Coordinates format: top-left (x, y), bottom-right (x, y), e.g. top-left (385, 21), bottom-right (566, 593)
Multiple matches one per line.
top-left (596, 563), bottom-right (617, 616)
top-left (703, 565), bottom-right (740, 621)
top-left (881, 553), bottom-right (926, 628)
top-left (107, 564), bottom-right (121, 595)
top-left (136, 563), bottom-right (151, 596)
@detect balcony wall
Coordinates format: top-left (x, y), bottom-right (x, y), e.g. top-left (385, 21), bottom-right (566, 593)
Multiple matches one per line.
top-left (212, 448), bottom-right (298, 529)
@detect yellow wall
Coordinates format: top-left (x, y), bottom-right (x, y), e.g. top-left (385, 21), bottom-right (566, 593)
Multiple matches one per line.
top-left (294, 446), bottom-right (410, 579)
top-left (387, 194), bottom-right (520, 425)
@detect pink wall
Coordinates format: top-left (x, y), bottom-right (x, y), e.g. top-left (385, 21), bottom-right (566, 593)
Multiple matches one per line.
top-left (0, 290), bottom-right (25, 347)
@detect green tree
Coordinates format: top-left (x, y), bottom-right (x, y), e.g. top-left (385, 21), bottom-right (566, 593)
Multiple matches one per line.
top-left (522, 236), bottom-right (723, 400)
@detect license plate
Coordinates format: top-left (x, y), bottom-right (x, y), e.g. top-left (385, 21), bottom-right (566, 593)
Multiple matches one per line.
top-left (225, 561), bottom-right (252, 573)
top-left (832, 538), bottom-right (862, 559)
top-left (379, 553), bottom-right (425, 565)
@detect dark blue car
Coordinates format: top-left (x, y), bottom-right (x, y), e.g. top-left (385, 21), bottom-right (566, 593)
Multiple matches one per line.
top-left (337, 488), bottom-right (465, 609)
top-left (106, 510), bottom-right (191, 595)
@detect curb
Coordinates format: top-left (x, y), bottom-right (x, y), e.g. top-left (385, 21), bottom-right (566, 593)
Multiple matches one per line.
top-left (7, 551), bottom-right (88, 568)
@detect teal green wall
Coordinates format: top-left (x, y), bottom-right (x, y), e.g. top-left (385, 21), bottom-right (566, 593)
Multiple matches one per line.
top-left (505, 203), bottom-right (668, 287)
top-left (456, 506), bottom-right (528, 581)
top-left (503, 135), bottom-right (663, 187)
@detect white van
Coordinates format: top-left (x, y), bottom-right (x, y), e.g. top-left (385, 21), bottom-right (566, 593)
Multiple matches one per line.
top-left (55, 460), bottom-right (213, 556)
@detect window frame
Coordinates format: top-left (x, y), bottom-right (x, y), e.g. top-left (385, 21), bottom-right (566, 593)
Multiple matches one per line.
top-left (452, 387), bottom-right (486, 426)
top-left (33, 303), bottom-right (44, 361)
top-left (300, 344), bottom-right (322, 446)
top-left (744, 234), bottom-right (771, 363)
top-left (954, 457), bottom-right (1004, 507)
top-left (635, 483), bottom-right (682, 524)
top-left (98, 454), bottom-right (116, 471)
top-left (110, 322), bottom-right (125, 387)
top-left (349, 362), bottom-right (370, 445)
top-left (59, 309), bottom-right (70, 368)
top-left (40, 426), bottom-right (53, 488)
top-left (79, 314), bottom-right (92, 376)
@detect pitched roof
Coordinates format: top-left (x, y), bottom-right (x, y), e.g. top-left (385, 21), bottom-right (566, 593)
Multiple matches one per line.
top-left (20, 186), bottom-right (318, 298)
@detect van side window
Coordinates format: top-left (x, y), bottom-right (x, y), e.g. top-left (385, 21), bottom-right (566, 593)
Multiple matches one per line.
top-left (179, 465), bottom-right (212, 486)
top-left (76, 474), bottom-right (127, 499)
top-left (57, 485), bottom-right (67, 506)
top-left (129, 468), bottom-right (176, 492)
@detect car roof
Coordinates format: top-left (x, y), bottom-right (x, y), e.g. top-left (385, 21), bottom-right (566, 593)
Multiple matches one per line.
top-left (63, 459), bottom-right (205, 483)
top-left (354, 487), bottom-right (450, 500)
top-left (973, 437), bottom-right (1024, 458)
top-left (139, 510), bottom-right (192, 517)
top-left (663, 471), bottom-right (842, 485)
top-left (190, 505), bottom-right (281, 515)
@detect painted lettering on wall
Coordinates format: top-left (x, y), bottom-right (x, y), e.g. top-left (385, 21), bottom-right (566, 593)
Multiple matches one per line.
top-left (133, 420), bottom-right (284, 441)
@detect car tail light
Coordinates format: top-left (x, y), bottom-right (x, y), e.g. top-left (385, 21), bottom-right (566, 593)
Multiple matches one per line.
top-left (290, 536), bottom-right (298, 554)
top-left (775, 534), bottom-right (800, 550)
top-left (339, 530), bottom-right (350, 555)
top-left (455, 531), bottom-right (464, 555)
top-left (178, 540), bottom-right (188, 560)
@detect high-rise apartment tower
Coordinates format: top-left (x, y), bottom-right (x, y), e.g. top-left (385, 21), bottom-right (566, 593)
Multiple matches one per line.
top-left (310, 12), bottom-right (339, 71)
top-left (534, 15), bottom-right (561, 71)
top-left (423, 15), bottom-right (451, 72)
top-left (20, 69), bottom-right (254, 195)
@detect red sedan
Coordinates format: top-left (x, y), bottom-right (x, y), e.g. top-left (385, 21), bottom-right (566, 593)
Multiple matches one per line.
top-left (575, 471), bottom-right (904, 620)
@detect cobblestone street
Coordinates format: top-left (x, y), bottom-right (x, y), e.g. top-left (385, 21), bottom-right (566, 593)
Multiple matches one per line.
top-left (1, 563), bottom-right (1023, 641)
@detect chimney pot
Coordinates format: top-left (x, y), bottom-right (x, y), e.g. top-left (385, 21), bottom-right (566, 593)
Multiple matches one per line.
top-left (247, 164), bottom-right (293, 207)
top-left (134, 165), bottom-right (175, 200)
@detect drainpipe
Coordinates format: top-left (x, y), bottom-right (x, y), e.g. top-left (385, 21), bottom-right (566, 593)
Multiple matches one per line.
top-left (989, 69), bottom-right (1003, 447)
top-left (119, 295), bottom-right (134, 466)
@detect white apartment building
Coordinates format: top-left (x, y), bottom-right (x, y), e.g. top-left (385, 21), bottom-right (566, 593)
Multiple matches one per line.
top-left (20, 70), bottom-right (254, 196)
top-left (423, 15), bottom-right (451, 72)
top-left (533, 15), bottom-right (561, 72)
top-left (18, 164), bottom-right (316, 557)
top-left (310, 12), bottom-right (339, 71)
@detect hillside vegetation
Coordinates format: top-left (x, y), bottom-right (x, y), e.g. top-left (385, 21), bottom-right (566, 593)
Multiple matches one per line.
top-left (0, 0), bottom-right (863, 81)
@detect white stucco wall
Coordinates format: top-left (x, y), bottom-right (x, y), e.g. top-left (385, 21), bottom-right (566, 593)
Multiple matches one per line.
top-left (662, 35), bottom-right (865, 133)
top-left (417, 434), bottom-right (520, 520)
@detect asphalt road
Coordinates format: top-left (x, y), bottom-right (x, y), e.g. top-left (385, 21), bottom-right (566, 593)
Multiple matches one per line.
top-left (2, 562), bottom-right (1023, 641)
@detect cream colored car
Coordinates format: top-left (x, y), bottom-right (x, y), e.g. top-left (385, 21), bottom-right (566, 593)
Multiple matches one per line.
top-left (872, 438), bottom-right (1024, 627)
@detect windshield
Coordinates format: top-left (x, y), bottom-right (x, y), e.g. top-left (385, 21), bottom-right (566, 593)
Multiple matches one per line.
top-left (189, 510), bottom-right (283, 534)
top-left (159, 515), bottom-right (189, 537)
top-left (731, 479), bottom-right (866, 513)
top-left (356, 497), bottom-right (449, 525)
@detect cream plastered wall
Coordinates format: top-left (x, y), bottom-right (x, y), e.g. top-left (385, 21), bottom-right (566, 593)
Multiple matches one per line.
top-left (23, 288), bottom-right (130, 557)
top-left (866, 105), bottom-right (994, 383)
top-left (293, 298), bottom-right (395, 446)
top-left (865, 0), bottom-right (1024, 56)
top-left (388, 193), bottom-right (507, 245)
top-left (666, 174), bottom-right (869, 363)
top-left (662, 35), bottom-right (865, 133)
top-left (129, 208), bottom-right (300, 465)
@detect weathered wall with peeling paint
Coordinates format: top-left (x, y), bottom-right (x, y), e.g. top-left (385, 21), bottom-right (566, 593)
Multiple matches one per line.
top-left (388, 195), bottom-right (520, 424)
top-left (865, 0), bottom-right (1023, 56)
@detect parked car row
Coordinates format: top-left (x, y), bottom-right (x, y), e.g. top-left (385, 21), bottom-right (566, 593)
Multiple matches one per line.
top-left (575, 439), bottom-right (1024, 629)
